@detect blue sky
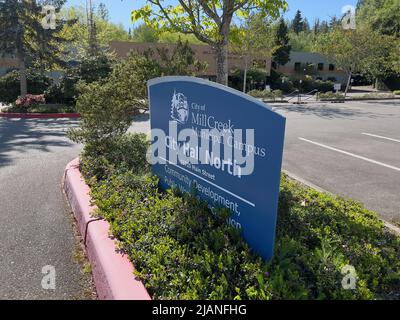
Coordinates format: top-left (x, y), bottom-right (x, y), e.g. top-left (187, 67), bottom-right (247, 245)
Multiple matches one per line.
top-left (65, 0), bottom-right (358, 30)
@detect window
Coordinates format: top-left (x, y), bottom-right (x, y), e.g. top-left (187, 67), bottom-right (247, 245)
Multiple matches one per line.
top-left (318, 63), bottom-right (324, 71)
top-left (294, 62), bottom-right (301, 72)
top-left (329, 64), bottom-right (335, 71)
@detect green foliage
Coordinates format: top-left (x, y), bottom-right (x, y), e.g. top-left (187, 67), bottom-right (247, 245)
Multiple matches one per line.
top-left (248, 89), bottom-right (283, 100)
top-left (394, 90), bottom-right (400, 95)
top-left (289, 31), bottom-right (316, 52)
top-left (0, 0), bottom-right (70, 68)
top-left (291, 10), bottom-right (304, 34)
top-left (318, 91), bottom-right (345, 101)
top-left (59, 6), bottom-right (130, 54)
top-left (131, 0), bottom-right (287, 43)
top-left (131, 24), bottom-right (159, 42)
top-left (357, 0), bottom-right (400, 38)
top-left (81, 133), bottom-right (400, 300)
top-left (80, 133), bottom-right (149, 181)
top-left (0, 70), bottom-right (51, 103)
top-left (69, 39), bottom-right (203, 150)
top-left (131, 0), bottom-right (288, 84)
top-left (229, 68), bottom-right (268, 92)
top-left (314, 27), bottom-right (397, 82)
top-left (273, 19), bottom-right (291, 66)
top-left (4, 103), bottom-right (75, 114)
top-left (46, 52), bottom-right (114, 105)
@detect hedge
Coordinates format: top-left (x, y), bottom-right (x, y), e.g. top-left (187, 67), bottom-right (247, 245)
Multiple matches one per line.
top-left (81, 133), bottom-right (400, 300)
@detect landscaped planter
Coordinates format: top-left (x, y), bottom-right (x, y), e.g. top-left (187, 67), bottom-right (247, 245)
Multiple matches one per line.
top-left (63, 158), bottom-right (151, 300)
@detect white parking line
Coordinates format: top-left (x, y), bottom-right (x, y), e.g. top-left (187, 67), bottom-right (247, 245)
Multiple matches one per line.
top-left (298, 137), bottom-right (400, 172)
top-left (362, 132), bottom-right (400, 144)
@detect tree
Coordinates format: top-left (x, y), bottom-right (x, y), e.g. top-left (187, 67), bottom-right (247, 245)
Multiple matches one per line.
top-left (230, 13), bottom-right (275, 92)
top-left (0, 0), bottom-right (70, 96)
top-left (97, 2), bottom-right (109, 21)
top-left (291, 10), bottom-right (303, 34)
top-left (69, 39), bottom-right (205, 147)
top-left (302, 17), bottom-right (310, 32)
top-left (34, 1), bottom-right (76, 74)
top-left (357, 0), bottom-right (400, 38)
top-left (273, 18), bottom-right (291, 66)
top-left (315, 27), bottom-right (396, 96)
top-left (59, 6), bottom-right (130, 56)
top-left (315, 28), bottom-right (360, 96)
top-left (131, 0), bottom-right (287, 85)
top-left (329, 16), bottom-right (340, 30)
top-left (131, 24), bottom-right (159, 43)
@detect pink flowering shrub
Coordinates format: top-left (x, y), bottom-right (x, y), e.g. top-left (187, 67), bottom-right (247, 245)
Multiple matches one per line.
top-left (15, 94), bottom-right (45, 110)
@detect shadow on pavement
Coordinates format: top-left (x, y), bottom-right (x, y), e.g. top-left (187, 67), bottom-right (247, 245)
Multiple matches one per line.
top-left (273, 104), bottom-right (397, 120)
top-left (0, 118), bottom-right (78, 168)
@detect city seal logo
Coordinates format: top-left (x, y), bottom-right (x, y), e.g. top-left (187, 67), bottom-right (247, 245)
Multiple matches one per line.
top-left (171, 90), bottom-right (189, 124)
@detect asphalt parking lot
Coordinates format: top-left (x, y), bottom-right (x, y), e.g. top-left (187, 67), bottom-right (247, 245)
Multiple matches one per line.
top-left (273, 100), bottom-right (400, 224)
top-left (0, 118), bottom-right (92, 299)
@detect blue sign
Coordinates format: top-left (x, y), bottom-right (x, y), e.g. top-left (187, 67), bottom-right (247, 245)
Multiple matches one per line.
top-left (148, 76), bottom-right (286, 260)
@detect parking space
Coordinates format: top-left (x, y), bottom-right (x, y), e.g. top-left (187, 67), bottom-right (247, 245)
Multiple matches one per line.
top-left (274, 100), bottom-right (400, 224)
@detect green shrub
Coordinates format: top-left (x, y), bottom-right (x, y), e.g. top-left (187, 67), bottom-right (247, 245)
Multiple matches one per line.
top-left (247, 89), bottom-right (283, 100)
top-left (80, 133), bottom-right (149, 181)
top-left (229, 68), bottom-right (268, 92)
top-left (314, 80), bottom-right (334, 93)
top-left (82, 133), bottom-right (400, 300)
top-left (393, 90), bottom-right (400, 95)
top-left (45, 53), bottom-right (114, 105)
top-left (318, 91), bottom-right (345, 101)
top-left (351, 93), bottom-right (395, 100)
top-left (0, 70), bottom-right (51, 103)
top-left (69, 40), bottom-right (207, 149)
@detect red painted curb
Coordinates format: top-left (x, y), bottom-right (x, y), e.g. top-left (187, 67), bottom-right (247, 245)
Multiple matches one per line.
top-left (63, 158), bottom-right (151, 300)
top-left (0, 112), bottom-right (80, 119)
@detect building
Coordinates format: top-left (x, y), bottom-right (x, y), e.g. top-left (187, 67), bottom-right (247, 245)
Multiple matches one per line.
top-left (109, 40), bottom-right (271, 81)
top-left (274, 51), bottom-right (348, 85)
top-left (0, 56), bottom-right (19, 76)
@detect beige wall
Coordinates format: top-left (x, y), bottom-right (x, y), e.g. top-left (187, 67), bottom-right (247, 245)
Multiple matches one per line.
top-left (0, 58), bottom-right (19, 68)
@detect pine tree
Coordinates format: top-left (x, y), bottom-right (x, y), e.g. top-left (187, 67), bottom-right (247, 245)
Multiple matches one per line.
top-left (292, 10), bottom-right (304, 34)
top-left (313, 18), bottom-right (320, 34)
top-left (0, 0), bottom-right (71, 96)
top-left (303, 18), bottom-right (310, 32)
top-left (97, 2), bottom-right (109, 21)
top-left (273, 19), bottom-right (291, 66)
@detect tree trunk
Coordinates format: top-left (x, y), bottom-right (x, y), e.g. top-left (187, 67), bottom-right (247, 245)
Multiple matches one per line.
top-left (344, 70), bottom-right (352, 99)
top-left (243, 56), bottom-right (248, 93)
top-left (215, 40), bottom-right (229, 86)
top-left (18, 54), bottom-right (27, 97)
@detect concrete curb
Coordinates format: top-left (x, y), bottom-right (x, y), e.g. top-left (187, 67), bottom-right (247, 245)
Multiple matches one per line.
top-left (63, 158), bottom-right (151, 300)
top-left (0, 112), bottom-right (80, 119)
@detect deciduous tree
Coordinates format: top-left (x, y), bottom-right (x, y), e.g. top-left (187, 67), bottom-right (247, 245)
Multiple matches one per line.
top-left (131, 0), bottom-right (287, 85)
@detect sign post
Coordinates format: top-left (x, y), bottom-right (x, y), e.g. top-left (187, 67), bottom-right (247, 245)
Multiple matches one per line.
top-left (148, 76), bottom-right (286, 260)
